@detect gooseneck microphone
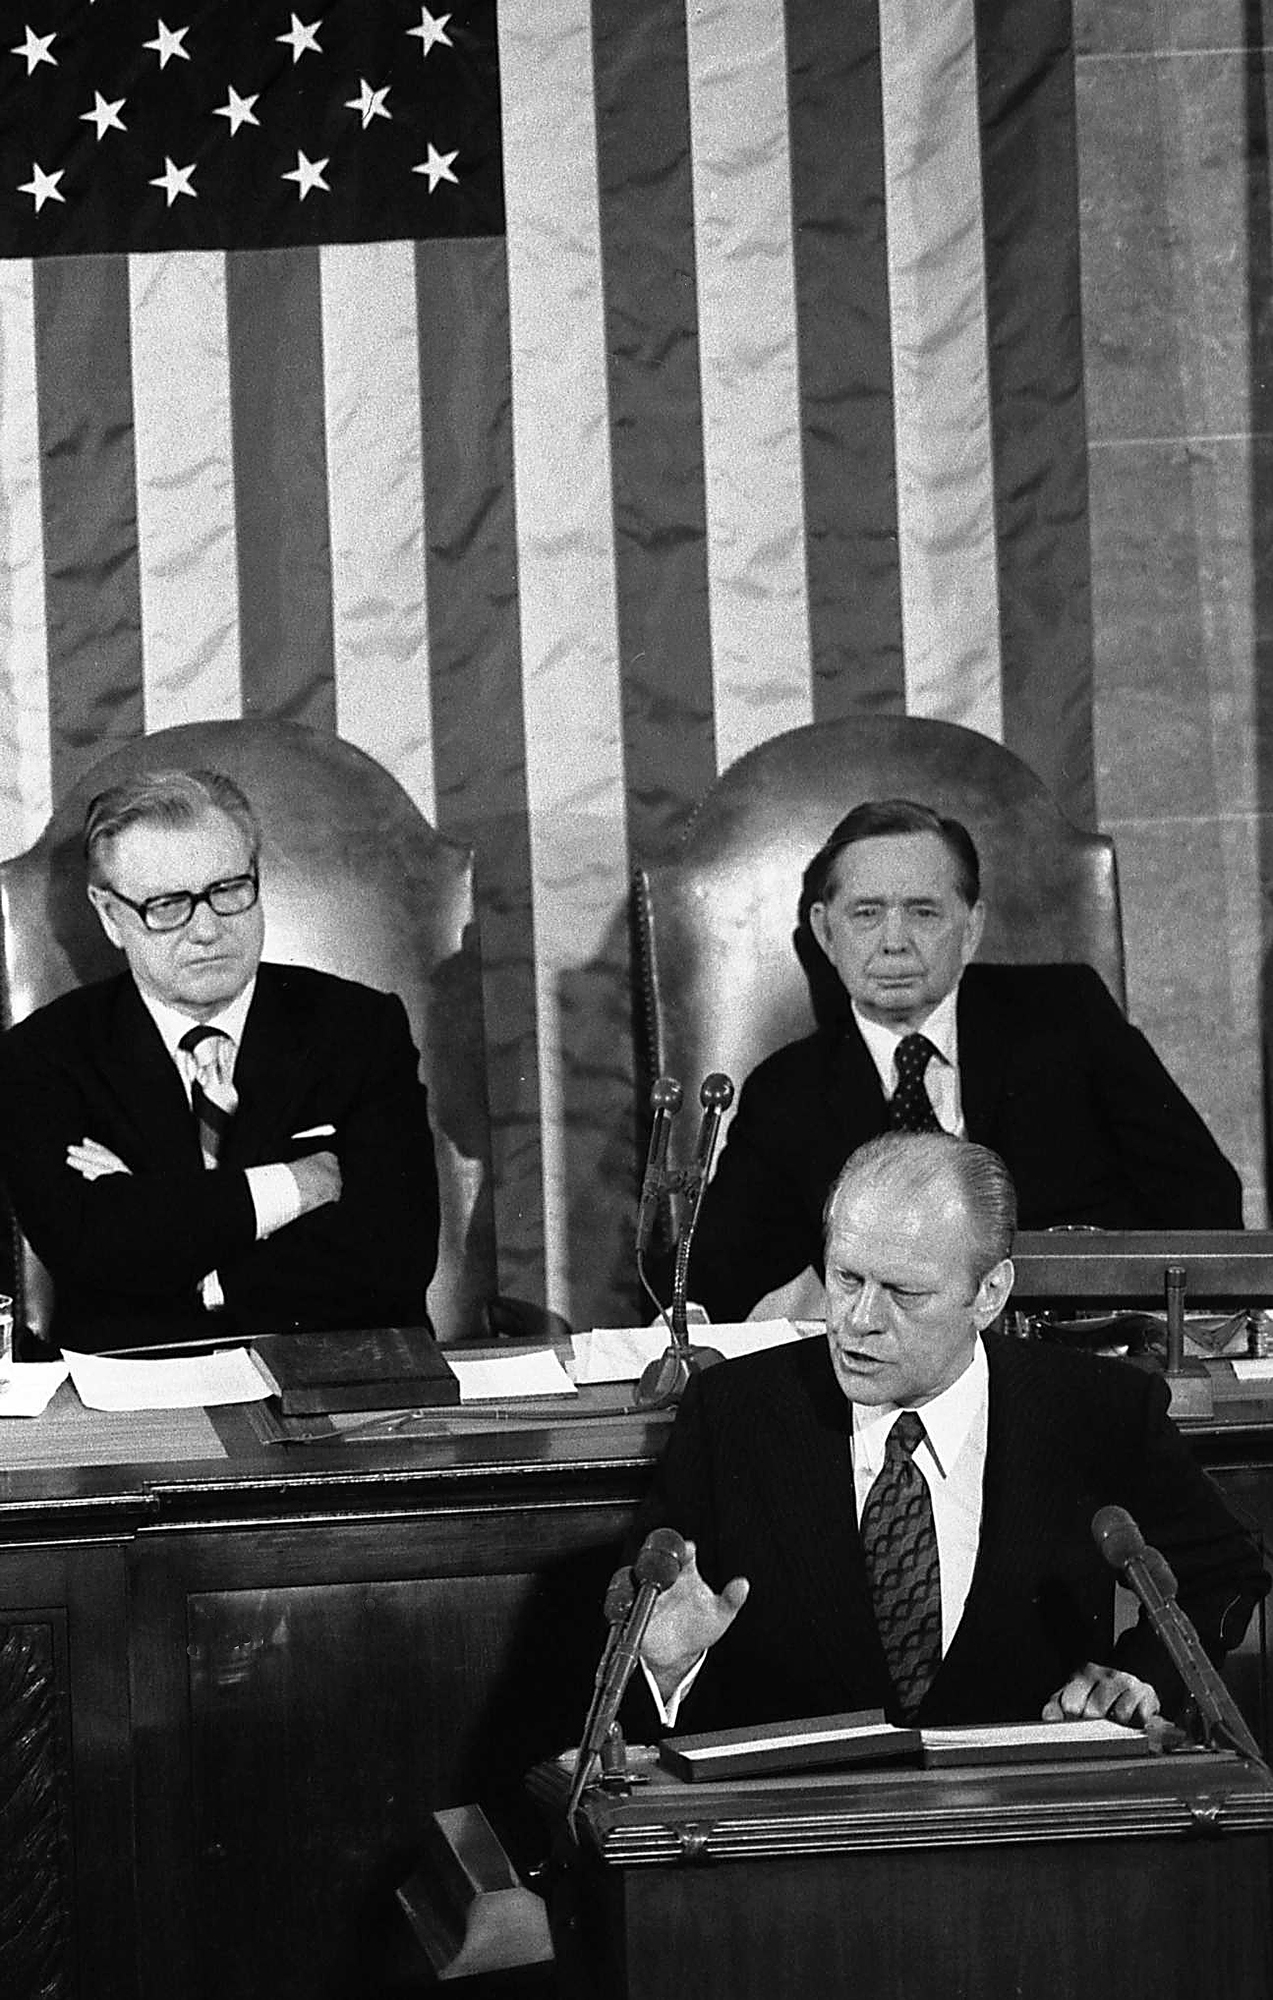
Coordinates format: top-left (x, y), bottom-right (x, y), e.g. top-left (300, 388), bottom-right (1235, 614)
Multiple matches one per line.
top-left (565, 1529), bottom-right (688, 1828)
top-left (1091, 1504), bottom-right (1266, 1765)
top-left (635, 1076), bottom-right (683, 1258)
top-left (669, 1072), bottom-right (735, 1345)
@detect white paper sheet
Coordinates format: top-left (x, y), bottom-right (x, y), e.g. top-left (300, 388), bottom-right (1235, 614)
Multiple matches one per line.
top-left (0, 1361), bottom-right (70, 1418)
top-left (447, 1347), bottom-right (577, 1402)
top-left (572, 1320), bottom-right (805, 1385)
top-left (64, 1346), bottom-right (274, 1411)
top-left (1231, 1358), bottom-right (1273, 1382)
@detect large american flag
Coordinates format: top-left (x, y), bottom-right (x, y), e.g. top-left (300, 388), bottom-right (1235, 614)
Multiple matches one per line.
top-left (0, 0), bottom-right (1090, 1327)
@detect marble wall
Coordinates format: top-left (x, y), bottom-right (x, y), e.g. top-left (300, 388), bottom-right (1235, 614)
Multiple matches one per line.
top-left (1076, 0), bottom-right (1273, 1220)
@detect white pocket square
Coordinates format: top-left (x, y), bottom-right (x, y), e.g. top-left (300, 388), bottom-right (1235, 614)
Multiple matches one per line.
top-left (292, 1123), bottom-right (336, 1139)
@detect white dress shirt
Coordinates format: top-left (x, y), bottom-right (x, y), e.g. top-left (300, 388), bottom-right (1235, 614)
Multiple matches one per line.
top-left (852, 984), bottom-right (964, 1135)
top-left (140, 980), bottom-right (302, 1308)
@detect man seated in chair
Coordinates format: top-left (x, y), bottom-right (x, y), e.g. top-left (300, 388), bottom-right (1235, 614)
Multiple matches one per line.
top-left (0, 768), bottom-right (440, 1352)
top-left (688, 798), bottom-right (1242, 1324)
top-left (638, 1134), bottom-right (1266, 1737)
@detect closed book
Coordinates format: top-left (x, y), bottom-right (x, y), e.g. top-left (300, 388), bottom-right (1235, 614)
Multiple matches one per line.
top-left (920, 1720), bottom-right (1152, 1768)
top-left (253, 1325), bottom-right (458, 1415)
top-left (658, 1709), bottom-right (921, 1783)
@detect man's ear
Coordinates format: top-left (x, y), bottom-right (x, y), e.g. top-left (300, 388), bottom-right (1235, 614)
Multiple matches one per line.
top-left (962, 898), bottom-right (986, 965)
top-left (808, 901), bottom-right (834, 961)
top-left (87, 884), bottom-right (124, 951)
top-left (973, 1257), bottom-right (1014, 1329)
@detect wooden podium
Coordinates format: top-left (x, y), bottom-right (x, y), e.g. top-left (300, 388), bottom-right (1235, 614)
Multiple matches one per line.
top-left (551, 1749), bottom-right (1273, 2000)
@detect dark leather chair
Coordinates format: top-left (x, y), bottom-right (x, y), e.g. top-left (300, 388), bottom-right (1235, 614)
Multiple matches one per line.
top-left (0, 719), bottom-right (498, 1345)
top-left (633, 715), bottom-right (1124, 1131)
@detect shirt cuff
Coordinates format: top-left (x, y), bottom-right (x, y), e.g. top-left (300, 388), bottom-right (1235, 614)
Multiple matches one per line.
top-left (246, 1162), bottom-right (305, 1241)
top-left (641, 1652), bottom-right (707, 1729)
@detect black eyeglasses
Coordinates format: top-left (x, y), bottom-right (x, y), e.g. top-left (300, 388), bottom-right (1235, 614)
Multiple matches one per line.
top-left (100, 866), bottom-right (260, 934)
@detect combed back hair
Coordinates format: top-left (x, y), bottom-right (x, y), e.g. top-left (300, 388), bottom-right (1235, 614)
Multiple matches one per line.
top-left (823, 1131), bottom-right (1017, 1282)
top-left (84, 769), bottom-right (260, 883)
top-left (799, 798), bottom-right (981, 924)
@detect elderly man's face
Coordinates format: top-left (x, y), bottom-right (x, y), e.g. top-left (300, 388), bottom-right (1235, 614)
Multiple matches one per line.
top-left (88, 808), bottom-right (265, 1020)
top-left (809, 832), bottom-right (984, 1029)
top-left (824, 1169), bottom-right (1013, 1407)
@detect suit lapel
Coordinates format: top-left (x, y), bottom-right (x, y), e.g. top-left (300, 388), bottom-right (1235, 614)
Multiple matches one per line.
top-left (223, 966), bottom-right (310, 1163)
top-left (955, 968), bottom-right (1009, 1140)
top-left (830, 1017), bottom-right (889, 1149)
top-left (930, 1337), bottom-right (1031, 1694)
top-left (92, 977), bottom-right (204, 1166)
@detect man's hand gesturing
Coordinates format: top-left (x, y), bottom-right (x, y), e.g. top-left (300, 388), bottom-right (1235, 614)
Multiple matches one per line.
top-left (640, 1537), bottom-right (749, 1700)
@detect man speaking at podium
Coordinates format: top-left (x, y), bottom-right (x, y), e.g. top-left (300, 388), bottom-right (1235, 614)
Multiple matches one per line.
top-left (636, 1134), bottom-right (1267, 1735)
top-left (687, 799), bottom-right (1242, 1323)
top-left (0, 768), bottom-right (439, 1352)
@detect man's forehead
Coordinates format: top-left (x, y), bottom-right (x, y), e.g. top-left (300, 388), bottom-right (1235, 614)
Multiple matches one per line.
top-left (106, 809), bottom-right (251, 887)
top-left (830, 832), bottom-right (963, 900)
top-left (829, 1175), bottom-right (972, 1274)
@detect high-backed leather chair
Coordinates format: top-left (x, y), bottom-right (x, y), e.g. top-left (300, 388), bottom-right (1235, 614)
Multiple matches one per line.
top-left (0, 720), bottom-right (495, 1345)
top-left (633, 716), bottom-right (1124, 1138)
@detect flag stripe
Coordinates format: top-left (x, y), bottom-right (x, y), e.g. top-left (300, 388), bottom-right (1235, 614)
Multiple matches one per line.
top-left (0, 262), bottom-right (52, 858)
top-left (226, 247), bottom-right (336, 727)
top-left (785, 2), bottom-right (907, 720)
top-left (593, 0), bottom-right (719, 862)
top-left (500, 0), bottom-right (631, 1318)
top-left (322, 240), bottom-right (435, 823)
top-left (130, 251), bottom-right (241, 733)
top-left (880, 0), bottom-right (1003, 738)
top-left (686, 0), bottom-right (813, 773)
top-left (35, 254), bottom-right (145, 798)
top-left (416, 234), bottom-right (545, 1301)
top-left (977, 0), bottom-right (1094, 819)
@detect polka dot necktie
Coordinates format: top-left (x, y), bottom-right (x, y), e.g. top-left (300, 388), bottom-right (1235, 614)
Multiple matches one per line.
top-left (888, 1033), bottom-right (942, 1133)
top-left (179, 1025), bottom-right (238, 1167)
top-left (859, 1410), bottom-right (943, 1719)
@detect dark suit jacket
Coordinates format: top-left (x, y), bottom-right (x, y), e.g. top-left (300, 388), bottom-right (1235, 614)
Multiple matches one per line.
top-left (0, 964), bottom-right (440, 1350)
top-left (631, 1333), bottom-right (1268, 1732)
top-left (689, 963), bottom-right (1243, 1321)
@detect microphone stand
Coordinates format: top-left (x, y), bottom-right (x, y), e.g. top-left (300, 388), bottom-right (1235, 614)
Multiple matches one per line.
top-left (635, 1073), bottom-right (734, 1410)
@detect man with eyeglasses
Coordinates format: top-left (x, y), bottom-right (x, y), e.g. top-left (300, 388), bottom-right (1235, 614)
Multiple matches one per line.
top-left (0, 768), bottom-right (439, 1351)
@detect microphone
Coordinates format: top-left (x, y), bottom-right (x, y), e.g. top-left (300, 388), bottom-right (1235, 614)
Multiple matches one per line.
top-left (565, 1530), bottom-right (688, 1828)
top-left (635, 1076), bottom-right (683, 1257)
top-left (691, 1072), bottom-right (735, 1188)
top-left (1091, 1505), bottom-right (1266, 1764)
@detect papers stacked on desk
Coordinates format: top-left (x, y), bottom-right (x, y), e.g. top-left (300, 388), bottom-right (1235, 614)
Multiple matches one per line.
top-left (64, 1346), bottom-right (273, 1411)
top-left (0, 1360), bottom-right (68, 1417)
top-left (573, 1319), bottom-right (808, 1384)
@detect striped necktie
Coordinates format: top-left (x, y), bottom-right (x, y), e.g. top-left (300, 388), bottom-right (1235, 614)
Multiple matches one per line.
top-left (859, 1409), bottom-right (943, 1720)
top-left (179, 1025), bottom-right (238, 1167)
top-left (888, 1033), bottom-right (942, 1132)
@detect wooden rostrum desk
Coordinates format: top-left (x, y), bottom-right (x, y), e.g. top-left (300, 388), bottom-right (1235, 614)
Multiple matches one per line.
top-left (559, 1748), bottom-right (1273, 2000)
top-left (0, 1368), bottom-right (1270, 2000)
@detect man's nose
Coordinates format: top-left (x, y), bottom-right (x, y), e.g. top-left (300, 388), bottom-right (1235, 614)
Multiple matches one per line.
top-left (879, 906), bottom-right (911, 951)
top-left (187, 897), bottom-right (224, 941)
top-left (847, 1279), bottom-right (886, 1333)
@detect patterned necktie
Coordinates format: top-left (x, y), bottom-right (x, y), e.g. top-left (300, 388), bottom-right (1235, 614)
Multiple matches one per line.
top-left (859, 1410), bottom-right (942, 1719)
top-left (179, 1025), bottom-right (238, 1167)
top-left (888, 1033), bottom-right (942, 1132)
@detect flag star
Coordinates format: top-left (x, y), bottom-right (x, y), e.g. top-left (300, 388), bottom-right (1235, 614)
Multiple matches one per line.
top-left (10, 26), bottom-right (57, 74)
top-left (18, 162), bottom-right (65, 211)
top-left (277, 14), bottom-right (322, 63)
top-left (149, 156), bottom-right (196, 205)
top-left (80, 92), bottom-right (127, 140)
top-left (143, 20), bottom-right (191, 69)
top-left (345, 78), bottom-right (390, 130)
top-left (214, 86), bottom-right (260, 135)
top-left (406, 8), bottom-right (452, 56)
top-left (413, 143), bottom-right (459, 193)
top-left (281, 150), bottom-right (330, 199)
